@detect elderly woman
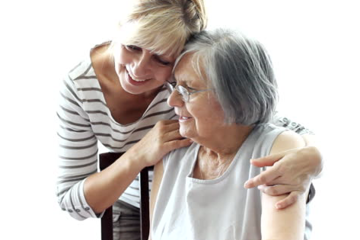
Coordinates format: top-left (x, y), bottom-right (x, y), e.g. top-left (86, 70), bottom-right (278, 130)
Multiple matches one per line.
top-left (149, 29), bottom-right (313, 240)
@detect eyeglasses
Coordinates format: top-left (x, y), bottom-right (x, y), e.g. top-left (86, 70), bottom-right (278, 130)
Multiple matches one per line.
top-left (166, 81), bottom-right (213, 102)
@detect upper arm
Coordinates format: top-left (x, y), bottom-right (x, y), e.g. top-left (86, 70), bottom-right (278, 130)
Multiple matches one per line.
top-left (149, 160), bottom-right (164, 238)
top-left (301, 133), bottom-right (317, 146)
top-left (261, 131), bottom-right (308, 240)
top-left (270, 130), bottom-right (305, 155)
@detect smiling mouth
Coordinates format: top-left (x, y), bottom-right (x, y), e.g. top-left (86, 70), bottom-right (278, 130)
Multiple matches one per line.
top-left (179, 116), bottom-right (192, 122)
top-left (126, 68), bottom-right (149, 82)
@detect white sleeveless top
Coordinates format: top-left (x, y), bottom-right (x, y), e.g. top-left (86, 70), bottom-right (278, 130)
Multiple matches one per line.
top-left (151, 124), bottom-right (312, 240)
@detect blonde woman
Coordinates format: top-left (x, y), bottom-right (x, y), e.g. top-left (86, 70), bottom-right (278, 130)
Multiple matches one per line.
top-left (56, 1), bottom-right (322, 239)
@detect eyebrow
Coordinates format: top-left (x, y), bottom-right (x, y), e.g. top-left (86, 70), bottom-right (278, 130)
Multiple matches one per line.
top-left (174, 78), bottom-right (195, 89)
top-left (172, 75), bottom-right (187, 84)
top-left (154, 53), bottom-right (173, 62)
top-left (151, 49), bottom-right (175, 62)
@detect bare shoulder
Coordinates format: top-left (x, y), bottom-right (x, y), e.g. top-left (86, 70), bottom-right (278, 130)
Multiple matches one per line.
top-left (271, 130), bottom-right (306, 154)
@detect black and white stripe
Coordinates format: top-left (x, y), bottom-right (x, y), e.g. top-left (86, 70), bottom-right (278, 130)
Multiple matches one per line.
top-left (56, 51), bottom-right (175, 220)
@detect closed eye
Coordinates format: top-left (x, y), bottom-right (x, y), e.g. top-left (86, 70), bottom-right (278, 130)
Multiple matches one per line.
top-left (187, 86), bottom-right (199, 92)
top-left (180, 83), bottom-right (209, 93)
top-left (125, 45), bottom-right (142, 52)
top-left (154, 55), bottom-right (171, 66)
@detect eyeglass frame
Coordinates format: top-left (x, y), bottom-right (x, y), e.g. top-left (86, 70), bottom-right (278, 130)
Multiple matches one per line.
top-left (165, 81), bottom-right (213, 102)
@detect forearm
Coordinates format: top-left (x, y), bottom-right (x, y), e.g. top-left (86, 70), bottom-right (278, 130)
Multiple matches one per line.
top-left (57, 144), bottom-right (100, 220)
top-left (84, 151), bottom-right (145, 213)
top-left (57, 180), bottom-right (96, 220)
top-left (85, 119), bottom-right (190, 214)
top-left (274, 114), bottom-right (323, 178)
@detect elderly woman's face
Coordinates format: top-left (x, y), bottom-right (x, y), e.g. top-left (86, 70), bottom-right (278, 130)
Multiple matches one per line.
top-left (167, 53), bottom-right (226, 141)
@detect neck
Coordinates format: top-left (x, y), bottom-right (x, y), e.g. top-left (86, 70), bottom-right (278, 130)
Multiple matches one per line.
top-left (194, 124), bottom-right (254, 180)
top-left (200, 124), bottom-right (254, 157)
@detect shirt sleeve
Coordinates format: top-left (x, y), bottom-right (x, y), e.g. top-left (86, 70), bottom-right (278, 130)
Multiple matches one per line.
top-left (56, 75), bottom-right (101, 220)
top-left (270, 112), bottom-right (314, 135)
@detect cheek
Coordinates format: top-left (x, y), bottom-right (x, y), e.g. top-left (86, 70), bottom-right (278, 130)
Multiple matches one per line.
top-left (194, 117), bottom-right (213, 135)
top-left (154, 68), bottom-right (172, 82)
top-left (194, 101), bottom-right (225, 130)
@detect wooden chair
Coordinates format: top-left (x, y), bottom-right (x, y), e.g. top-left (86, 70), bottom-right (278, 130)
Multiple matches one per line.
top-left (99, 152), bottom-right (151, 240)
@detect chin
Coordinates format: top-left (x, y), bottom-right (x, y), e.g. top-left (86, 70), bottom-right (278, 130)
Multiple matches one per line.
top-left (125, 81), bottom-right (164, 96)
top-left (120, 81), bottom-right (147, 95)
top-left (123, 85), bottom-right (145, 95)
top-left (179, 129), bottom-right (187, 138)
top-left (179, 128), bottom-right (196, 140)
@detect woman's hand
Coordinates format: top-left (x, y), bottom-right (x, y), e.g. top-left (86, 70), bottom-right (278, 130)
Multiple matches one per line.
top-left (126, 120), bottom-right (192, 168)
top-left (244, 146), bottom-right (322, 209)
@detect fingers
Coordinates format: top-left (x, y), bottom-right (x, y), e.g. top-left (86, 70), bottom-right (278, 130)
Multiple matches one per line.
top-left (250, 151), bottom-right (285, 167)
top-left (166, 137), bottom-right (193, 150)
top-left (165, 124), bottom-right (193, 148)
top-left (258, 184), bottom-right (297, 196)
top-left (162, 119), bottom-right (180, 129)
top-left (274, 191), bottom-right (299, 210)
top-left (244, 167), bottom-right (281, 188)
top-left (164, 124), bottom-right (183, 140)
top-left (152, 120), bottom-right (181, 142)
top-left (156, 120), bottom-right (193, 151)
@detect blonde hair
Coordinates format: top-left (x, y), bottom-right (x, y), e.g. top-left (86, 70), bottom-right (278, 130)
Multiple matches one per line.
top-left (114, 0), bottom-right (207, 57)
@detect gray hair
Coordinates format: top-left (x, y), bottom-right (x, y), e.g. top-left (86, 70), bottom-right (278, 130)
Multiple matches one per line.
top-left (174, 29), bottom-right (278, 125)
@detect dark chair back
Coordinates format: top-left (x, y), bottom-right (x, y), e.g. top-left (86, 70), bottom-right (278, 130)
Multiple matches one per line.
top-left (99, 152), bottom-right (151, 240)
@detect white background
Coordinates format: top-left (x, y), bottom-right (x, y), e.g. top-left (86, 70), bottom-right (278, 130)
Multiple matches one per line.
top-left (1, 0), bottom-right (359, 239)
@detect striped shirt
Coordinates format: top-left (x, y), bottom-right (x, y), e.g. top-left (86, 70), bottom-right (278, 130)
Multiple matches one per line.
top-left (56, 43), bottom-right (313, 221)
top-left (56, 50), bottom-right (176, 220)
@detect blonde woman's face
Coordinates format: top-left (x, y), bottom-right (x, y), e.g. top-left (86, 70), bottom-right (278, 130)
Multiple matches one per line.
top-left (113, 22), bottom-right (178, 95)
top-left (114, 43), bottom-right (176, 95)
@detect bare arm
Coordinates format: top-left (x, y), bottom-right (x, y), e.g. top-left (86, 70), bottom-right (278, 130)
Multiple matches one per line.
top-left (261, 189), bottom-right (308, 240)
top-left (148, 160), bottom-right (165, 240)
top-left (244, 136), bottom-right (322, 209)
top-left (261, 130), bottom-right (309, 240)
top-left (84, 120), bottom-right (191, 213)
top-left (57, 75), bottom-right (191, 218)
top-left (246, 115), bottom-right (323, 192)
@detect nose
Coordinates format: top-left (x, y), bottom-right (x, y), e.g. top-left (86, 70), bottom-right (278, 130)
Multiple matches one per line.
top-left (132, 51), bottom-right (152, 77)
top-left (167, 88), bottom-right (184, 108)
